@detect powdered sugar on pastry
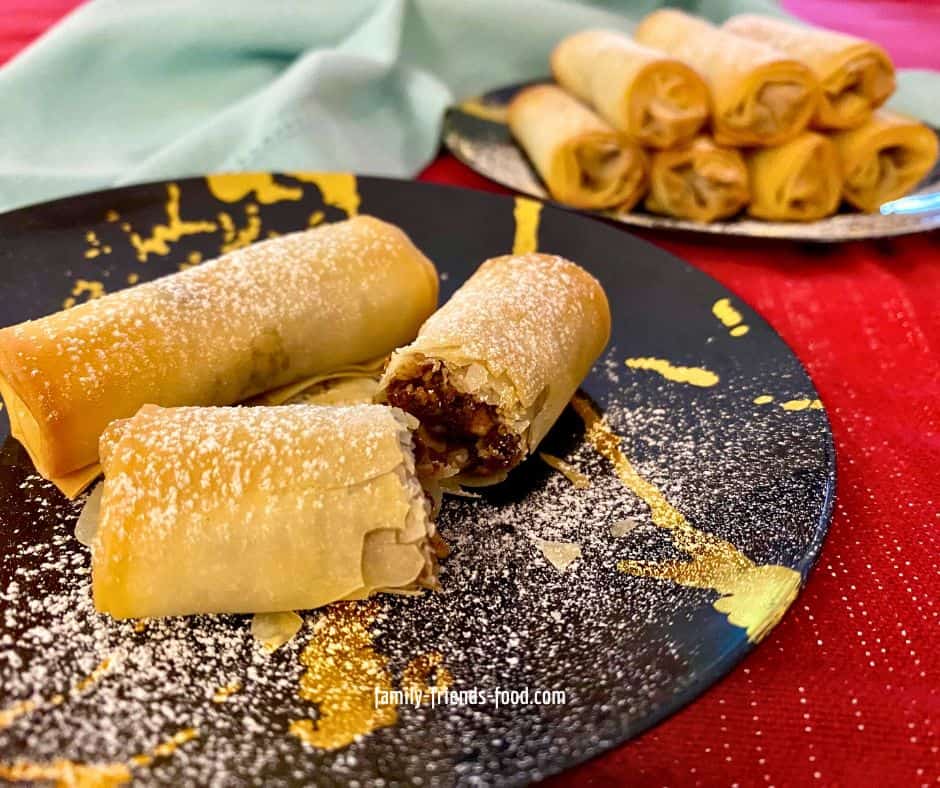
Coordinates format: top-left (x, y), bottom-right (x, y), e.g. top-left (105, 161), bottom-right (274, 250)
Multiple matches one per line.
top-left (0, 216), bottom-right (438, 485)
top-left (379, 253), bottom-right (610, 483)
top-left (92, 404), bottom-right (438, 619)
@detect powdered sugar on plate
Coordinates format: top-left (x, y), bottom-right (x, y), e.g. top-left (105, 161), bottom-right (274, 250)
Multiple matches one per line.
top-left (0, 344), bottom-right (832, 785)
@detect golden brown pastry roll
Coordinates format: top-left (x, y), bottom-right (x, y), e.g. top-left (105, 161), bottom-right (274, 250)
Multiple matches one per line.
top-left (377, 253), bottom-right (610, 486)
top-left (0, 216), bottom-right (438, 495)
top-left (645, 136), bottom-right (750, 222)
top-left (634, 9), bottom-right (819, 146)
top-left (90, 404), bottom-right (441, 619)
top-left (831, 111), bottom-right (939, 212)
top-left (550, 29), bottom-right (709, 149)
top-left (746, 132), bottom-right (842, 221)
top-left (508, 84), bottom-right (648, 210)
top-left (724, 15), bottom-right (894, 130)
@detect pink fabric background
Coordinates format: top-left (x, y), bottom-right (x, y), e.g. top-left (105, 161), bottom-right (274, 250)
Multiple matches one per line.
top-left (784, 0), bottom-right (940, 68)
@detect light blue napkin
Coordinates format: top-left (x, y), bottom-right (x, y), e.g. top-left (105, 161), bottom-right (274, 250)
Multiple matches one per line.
top-left (0, 0), bottom-right (934, 212)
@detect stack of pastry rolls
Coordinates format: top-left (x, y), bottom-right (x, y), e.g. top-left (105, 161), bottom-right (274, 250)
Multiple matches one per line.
top-left (507, 9), bottom-right (937, 222)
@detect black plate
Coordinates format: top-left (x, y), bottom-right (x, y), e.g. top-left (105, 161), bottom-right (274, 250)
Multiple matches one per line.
top-left (0, 174), bottom-right (835, 786)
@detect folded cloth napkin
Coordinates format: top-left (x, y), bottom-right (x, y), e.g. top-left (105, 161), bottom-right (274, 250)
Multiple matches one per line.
top-left (0, 0), bottom-right (935, 212)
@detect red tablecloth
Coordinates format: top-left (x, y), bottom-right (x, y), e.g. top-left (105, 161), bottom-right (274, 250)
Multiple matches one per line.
top-left (3, 3), bottom-right (938, 786)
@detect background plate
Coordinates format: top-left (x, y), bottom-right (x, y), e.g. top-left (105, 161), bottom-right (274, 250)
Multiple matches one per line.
top-left (443, 81), bottom-right (940, 242)
top-left (0, 175), bottom-right (834, 786)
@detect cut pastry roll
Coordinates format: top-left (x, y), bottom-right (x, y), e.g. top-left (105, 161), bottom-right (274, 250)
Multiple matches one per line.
top-left (724, 15), bottom-right (894, 130)
top-left (634, 9), bottom-right (819, 147)
top-left (377, 253), bottom-right (610, 485)
top-left (0, 216), bottom-right (438, 496)
top-left (550, 29), bottom-right (709, 149)
top-left (645, 136), bottom-right (750, 222)
top-left (831, 111), bottom-right (939, 213)
top-left (746, 132), bottom-right (842, 221)
top-left (508, 84), bottom-right (648, 210)
top-left (90, 404), bottom-right (441, 619)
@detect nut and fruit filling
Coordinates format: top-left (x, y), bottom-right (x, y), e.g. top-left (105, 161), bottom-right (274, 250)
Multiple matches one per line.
top-left (384, 362), bottom-right (522, 478)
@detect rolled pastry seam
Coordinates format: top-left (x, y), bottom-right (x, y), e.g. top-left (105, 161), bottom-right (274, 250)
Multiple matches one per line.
top-left (377, 253), bottom-right (611, 485)
top-left (635, 9), bottom-right (819, 146)
top-left (0, 216), bottom-right (438, 493)
top-left (90, 404), bottom-right (442, 619)
top-left (284, 375), bottom-right (381, 407)
top-left (508, 84), bottom-right (648, 210)
top-left (746, 132), bottom-right (842, 221)
top-left (247, 356), bottom-right (387, 406)
top-left (550, 29), bottom-right (709, 149)
top-left (724, 15), bottom-right (894, 130)
top-left (645, 136), bottom-right (750, 222)
top-left (831, 111), bottom-right (939, 213)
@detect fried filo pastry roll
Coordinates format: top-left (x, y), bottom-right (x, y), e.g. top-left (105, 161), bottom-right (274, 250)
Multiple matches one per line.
top-left (645, 136), bottom-right (750, 222)
top-left (508, 84), bottom-right (648, 210)
top-left (377, 253), bottom-right (610, 486)
top-left (831, 110), bottom-right (939, 212)
top-left (746, 132), bottom-right (842, 221)
top-left (723, 15), bottom-right (895, 130)
top-left (550, 29), bottom-right (709, 149)
top-left (0, 216), bottom-right (438, 496)
top-left (89, 404), bottom-right (442, 619)
top-left (634, 9), bottom-right (819, 147)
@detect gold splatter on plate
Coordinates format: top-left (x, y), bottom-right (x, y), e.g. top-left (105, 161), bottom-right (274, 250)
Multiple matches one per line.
top-left (0, 174), bottom-right (834, 785)
top-left (445, 82), bottom-right (940, 241)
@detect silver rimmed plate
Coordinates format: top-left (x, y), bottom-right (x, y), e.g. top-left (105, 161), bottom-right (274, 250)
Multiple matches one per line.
top-left (443, 81), bottom-right (940, 241)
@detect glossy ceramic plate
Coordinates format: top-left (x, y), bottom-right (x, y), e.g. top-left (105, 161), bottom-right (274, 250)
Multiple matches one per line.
top-left (443, 81), bottom-right (940, 241)
top-left (0, 174), bottom-right (835, 786)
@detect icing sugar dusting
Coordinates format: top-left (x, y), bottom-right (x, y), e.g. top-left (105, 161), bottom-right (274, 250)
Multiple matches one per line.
top-left (400, 253), bottom-right (610, 408)
top-left (0, 216), bottom-right (435, 439)
top-left (0, 346), bottom-right (828, 783)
